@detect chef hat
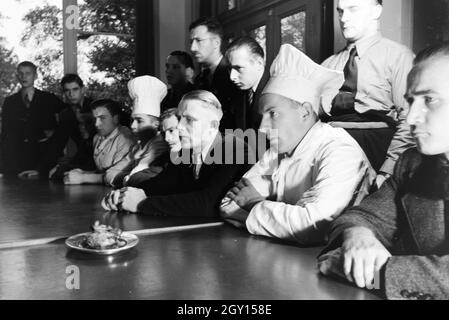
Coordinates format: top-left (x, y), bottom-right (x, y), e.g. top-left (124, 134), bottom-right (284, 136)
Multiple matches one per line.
top-left (128, 76), bottom-right (167, 117)
top-left (262, 44), bottom-right (344, 114)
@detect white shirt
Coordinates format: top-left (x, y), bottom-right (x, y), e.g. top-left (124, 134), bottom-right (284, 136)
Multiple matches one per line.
top-left (221, 121), bottom-right (376, 245)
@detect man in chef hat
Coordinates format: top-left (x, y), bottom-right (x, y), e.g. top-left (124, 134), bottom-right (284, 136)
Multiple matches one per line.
top-left (101, 76), bottom-right (169, 202)
top-left (220, 44), bottom-right (376, 245)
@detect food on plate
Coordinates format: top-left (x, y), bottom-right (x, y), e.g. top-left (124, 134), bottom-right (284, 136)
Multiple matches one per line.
top-left (82, 221), bottom-right (126, 250)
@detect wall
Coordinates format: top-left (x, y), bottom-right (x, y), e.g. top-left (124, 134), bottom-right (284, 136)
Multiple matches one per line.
top-left (333, 0), bottom-right (414, 53)
top-left (154, 0), bottom-right (200, 81)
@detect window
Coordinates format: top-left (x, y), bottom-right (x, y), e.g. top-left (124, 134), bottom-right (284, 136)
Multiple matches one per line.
top-left (281, 11), bottom-right (306, 52)
top-left (248, 25), bottom-right (267, 55)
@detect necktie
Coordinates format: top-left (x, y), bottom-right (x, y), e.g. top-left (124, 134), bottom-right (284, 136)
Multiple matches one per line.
top-left (247, 89), bottom-right (254, 107)
top-left (198, 68), bottom-right (211, 89)
top-left (192, 153), bottom-right (202, 180)
top-left (330, 47), bottom-right (358, 116)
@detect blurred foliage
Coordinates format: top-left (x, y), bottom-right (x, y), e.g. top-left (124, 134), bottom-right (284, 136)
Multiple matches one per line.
top-left (20, 0), bottom-right (136, 110)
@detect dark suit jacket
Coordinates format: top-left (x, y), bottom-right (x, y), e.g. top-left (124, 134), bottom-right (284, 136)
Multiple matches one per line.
top-left (161, 82), bottom-right (196, 112)
top-left (37, 98), bottom-right (96, 175)
top-left (0, 89), bottom-right (64, 173)
top-left (242, 69), bottom-right (270, 132)
top-left (195, 57), bottom-right (245, 132)
top-left (322, 148), bottom-right (449, 300)
top-left (135, 133), bottom-right (252, 217)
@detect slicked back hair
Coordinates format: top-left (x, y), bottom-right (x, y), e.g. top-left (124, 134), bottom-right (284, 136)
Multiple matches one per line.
top-left (226, 36), bottom-right (265, 61)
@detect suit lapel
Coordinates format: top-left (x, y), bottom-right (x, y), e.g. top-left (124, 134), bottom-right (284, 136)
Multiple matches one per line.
top-left (401, 194), bottom-right (445, 254)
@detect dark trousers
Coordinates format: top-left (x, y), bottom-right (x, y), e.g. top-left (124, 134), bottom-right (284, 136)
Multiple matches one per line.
top-left (345, 128), bottom-right (395, 172)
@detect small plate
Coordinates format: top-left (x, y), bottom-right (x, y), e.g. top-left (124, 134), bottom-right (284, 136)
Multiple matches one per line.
top-left (65, 232), bottom-right (139, 255)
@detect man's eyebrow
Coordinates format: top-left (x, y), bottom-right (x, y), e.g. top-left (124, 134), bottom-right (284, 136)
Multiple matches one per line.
top-left (406, 89), bottom-right (436, 97)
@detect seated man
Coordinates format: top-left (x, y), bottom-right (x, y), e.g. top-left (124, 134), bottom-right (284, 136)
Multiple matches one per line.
top-left (0, 61), bottom-right (64, 176)
top-left (160, 108), bottom-right (182, 154)
top-left (63, 99), bottom-right (136, 185)
top-left (103, 76), bottom-right (169, 188)
top-left (318, 43), bottom-right (449, 300)
top-left (220, 44), bottom-right (376, 245)
top-left (161, 51), bottom-right (196, 113)
top-left (35, 74), bottom-right (96, 180)
top-left (102, 90), bottom-right (252, 217)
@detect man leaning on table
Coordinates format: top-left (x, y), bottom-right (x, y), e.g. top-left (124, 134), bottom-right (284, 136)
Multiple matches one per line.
top-left (102, 90), bottom-right (252, 217)
top-left (220, 44), bottom-right (376, 245)
top-left (318, 43), bottom-right (449, 300)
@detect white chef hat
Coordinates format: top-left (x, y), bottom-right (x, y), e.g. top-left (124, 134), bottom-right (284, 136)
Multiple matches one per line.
top-left (262, 44), bottom-right (344, 114)
top-left (128, 75), bottom-right (167, 117)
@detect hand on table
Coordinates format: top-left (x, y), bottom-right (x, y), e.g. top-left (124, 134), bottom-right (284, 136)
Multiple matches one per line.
top-left (341, 227), bottom-right (391, 289)
top-left (101, 190), bottom-right (121, 211)
top-left (18, 170), bottom-right (40, 180)
top-left (226, 178), bottom-right (265, 213)
top-left (118, 187), bottom-right (147, 213)
top-left (64, 169), bottom-right (85, 185)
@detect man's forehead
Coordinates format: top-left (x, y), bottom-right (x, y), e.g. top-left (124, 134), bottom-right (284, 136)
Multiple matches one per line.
top-left (64, 82), bottom-right (81, 90)
top-left (338, 0), bottom-right (372, 8)
top-left (190, 25), bottom-right (211, 37)
top-left (93, 107), bottom-right (110, 116)
top-left (18, 66), bottom-right (35, 73)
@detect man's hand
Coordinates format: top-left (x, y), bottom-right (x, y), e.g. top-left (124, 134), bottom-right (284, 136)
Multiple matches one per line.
top-left (18, 170), bottom-right (40, 180)
top-left (226, 178), bottom-right (265, 212)
top-left (63, 169), bottom-right (84, 185)
top-left (101, 190), bottom-right (121, 211)
top-left (118, 187), bottom-right (147, 213)
top-left (318, 248), bottom-right (346, 280)
top-left (341, 227), bottom-right (391, 289)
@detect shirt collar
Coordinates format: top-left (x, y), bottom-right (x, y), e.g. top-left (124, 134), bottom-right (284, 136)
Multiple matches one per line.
top-left (282, 121), bottom-right (324, 161)
top-left (100, 127), bottom-right (120, 142)
top-left (349, 33), bottom-right (382, 58)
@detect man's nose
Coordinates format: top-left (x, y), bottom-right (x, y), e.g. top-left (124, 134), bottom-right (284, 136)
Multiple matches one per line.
top-left (190, 41), bottom-right (198, 52)
top-left (406, 100), bottom-right (425, 126)
top-left (230, 69), bottom-right (238, 82)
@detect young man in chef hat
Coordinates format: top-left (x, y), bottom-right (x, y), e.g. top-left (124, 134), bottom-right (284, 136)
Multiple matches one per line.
top-left (220, 44), bottom-right (376, 245)
top-left (101, 76), bottom-right (169, 196)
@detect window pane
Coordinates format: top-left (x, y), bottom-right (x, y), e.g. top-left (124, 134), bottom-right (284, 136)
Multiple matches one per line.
top-left (248, 25), bottom-right (267, 56)
top-left (281, 11), bottom-right (306, 52)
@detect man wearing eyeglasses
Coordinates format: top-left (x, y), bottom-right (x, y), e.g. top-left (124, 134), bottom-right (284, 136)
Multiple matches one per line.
top-left (189, 16), bottom-right (244, 131)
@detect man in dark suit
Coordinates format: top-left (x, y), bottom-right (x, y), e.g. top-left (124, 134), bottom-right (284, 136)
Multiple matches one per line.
top-left (34, 74), bottom-right (96, 179)
top-left (318, 43), bottom-right (449, 300)
top-left (226, 36), bottom-right (270, 160)
top-left (0, 61), bottom-right (64, 176)
top-left (189, 17), bottom-right (244, 132)
top-left (103, 90), bottom-right (252, 217)
top-left (226, 36), bottom-right (269, 132)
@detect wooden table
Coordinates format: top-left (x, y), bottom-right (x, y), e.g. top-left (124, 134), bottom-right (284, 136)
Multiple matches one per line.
top-left (0, 179), bottom-right (380, 300)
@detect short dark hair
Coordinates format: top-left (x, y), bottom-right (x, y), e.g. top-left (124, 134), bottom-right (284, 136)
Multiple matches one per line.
top-left (90, 99), bottom-right (122, 117)
top-left (189, 16), bottom-right (224, 42)
top-left (61, 74), bottom-right (84, 88)
top-left (168, 51), bottom-right (194, 69)
top-left (17, 61), bottom-right (37, 74)
top-left (160, 108), bottom-right (179, 123)
top-left (414, 42), bottom-right (449, 65)
top-left (226, 36), bottom-right (265, 60)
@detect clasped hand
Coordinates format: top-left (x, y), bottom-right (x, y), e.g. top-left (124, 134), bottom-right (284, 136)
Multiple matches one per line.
top-left (226, 178), bottom-right (265, 213)
top-left (101, 187), bottom-right (147, 213)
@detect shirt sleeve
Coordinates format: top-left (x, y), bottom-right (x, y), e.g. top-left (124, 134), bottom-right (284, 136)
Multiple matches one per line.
top-left (380, 47), bottom-right (416, 175)
top-left (246, 142), bottom-right (375, 244)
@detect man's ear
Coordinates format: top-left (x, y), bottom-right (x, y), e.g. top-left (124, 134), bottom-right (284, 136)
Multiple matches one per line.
top-left (372, 3), bottom-right (383, 20)
top-left (113, 114), bottom-right (120, 125)
top-left (81, 86), bottom-right (87, 96)
top-left (213, 37), bottom-right (222, 51)
top-left (210, 120), bottom-right (220, 130)
top-left (300, 102), bottom-right (315, 118)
